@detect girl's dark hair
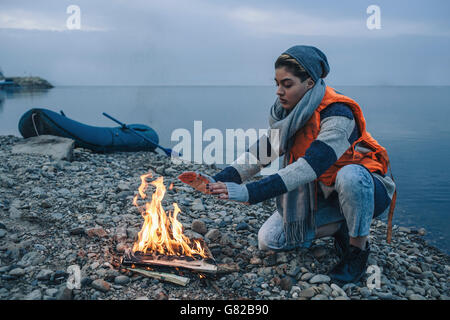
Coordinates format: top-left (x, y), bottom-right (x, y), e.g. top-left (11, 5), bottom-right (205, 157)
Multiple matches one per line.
top-left (275, 54), bottom-right (310, 82)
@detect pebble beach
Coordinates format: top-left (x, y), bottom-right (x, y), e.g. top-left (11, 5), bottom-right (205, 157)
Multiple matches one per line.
top-left (0, 134), bottom-right (448, 301)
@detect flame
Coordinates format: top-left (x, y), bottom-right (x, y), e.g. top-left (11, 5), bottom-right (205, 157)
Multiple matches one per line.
top-left (132, 172), bottom-right (207, 259)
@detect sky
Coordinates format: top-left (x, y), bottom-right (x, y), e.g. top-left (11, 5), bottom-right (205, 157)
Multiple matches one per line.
top-left (1, 0), bottom-right (449, 86)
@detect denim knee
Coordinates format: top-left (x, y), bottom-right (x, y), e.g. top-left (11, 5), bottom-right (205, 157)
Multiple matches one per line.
top-left (335, 164), bottom-right (373, 193)
top-left (334, 164), bottom-right (375, 237)
top-left (258, 211), bottom-right (313, 251)
top-left (257, 212), bottom-right (286, 251)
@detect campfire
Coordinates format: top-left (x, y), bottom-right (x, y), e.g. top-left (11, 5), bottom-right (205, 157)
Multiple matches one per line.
top-left (121, 172), bottom-right (217, 285)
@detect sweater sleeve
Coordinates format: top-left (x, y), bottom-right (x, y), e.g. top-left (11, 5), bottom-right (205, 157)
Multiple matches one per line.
top-left (213, 129), bottom-right (281, 183)
top-left (245, 103), bottom-right (359, 204)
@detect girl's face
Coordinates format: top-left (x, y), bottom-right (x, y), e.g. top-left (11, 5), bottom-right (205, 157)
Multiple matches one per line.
top-left (275, 67), bottom-right (314, 111)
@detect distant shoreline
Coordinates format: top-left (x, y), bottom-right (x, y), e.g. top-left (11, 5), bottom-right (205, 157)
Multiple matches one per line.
top-left (2, 76), bottom-right (53, 89)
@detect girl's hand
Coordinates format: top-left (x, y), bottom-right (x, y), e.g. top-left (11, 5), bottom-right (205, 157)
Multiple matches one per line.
top-left (208, 182), bottom-right (250, 205)
top-left (206, 182), bottom-right (229, 199)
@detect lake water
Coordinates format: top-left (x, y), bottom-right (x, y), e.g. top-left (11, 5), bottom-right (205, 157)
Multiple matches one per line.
top-left (1, 85), bottom-right (449, 254)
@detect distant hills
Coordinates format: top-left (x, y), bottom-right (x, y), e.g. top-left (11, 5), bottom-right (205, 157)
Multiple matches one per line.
top-left (0, 71), bottom-right (53, 89)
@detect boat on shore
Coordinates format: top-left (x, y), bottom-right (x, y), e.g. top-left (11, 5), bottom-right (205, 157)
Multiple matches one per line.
top-left (18, 108), bottom-right (160, 153)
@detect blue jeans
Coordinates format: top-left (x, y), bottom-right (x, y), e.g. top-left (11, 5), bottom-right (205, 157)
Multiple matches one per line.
top-left (258, 164), bottom-right (391, 251)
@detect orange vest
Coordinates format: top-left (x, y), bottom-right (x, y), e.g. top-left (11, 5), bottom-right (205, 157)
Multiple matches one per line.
top-left (288, 86), bottom-right (396, 242)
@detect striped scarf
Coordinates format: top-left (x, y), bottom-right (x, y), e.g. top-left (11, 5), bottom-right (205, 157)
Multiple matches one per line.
top-left (268, 79), bottom-right (326, 246)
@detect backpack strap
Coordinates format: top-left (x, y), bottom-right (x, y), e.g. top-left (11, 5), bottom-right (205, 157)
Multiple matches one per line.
top-left (386, 163), bottom-right (397, 244)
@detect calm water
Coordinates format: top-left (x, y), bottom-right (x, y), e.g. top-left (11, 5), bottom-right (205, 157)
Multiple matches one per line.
top-left (1, 85), bottom-right (449, 254)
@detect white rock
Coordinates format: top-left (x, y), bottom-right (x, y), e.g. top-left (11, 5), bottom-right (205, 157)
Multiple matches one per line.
top-left (24, 289), bottom-right (42, 300)
top-left (12, 135), bottom-right (74, 161)
top-left (309, 274), bottom-right (331, 284)
top-left (9, 207), bottom-right (22, 219)
top-left (9, 268), bottom-right (26, 276)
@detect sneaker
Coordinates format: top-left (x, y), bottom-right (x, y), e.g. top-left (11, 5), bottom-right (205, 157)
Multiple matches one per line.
top-left (328, 242), bottom-right (370, 286)
top-left (333, 222), bottom-right (350, 259)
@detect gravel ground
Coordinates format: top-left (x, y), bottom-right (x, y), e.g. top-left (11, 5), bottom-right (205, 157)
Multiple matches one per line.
top-left (0, 135), bottom-right (448, 300)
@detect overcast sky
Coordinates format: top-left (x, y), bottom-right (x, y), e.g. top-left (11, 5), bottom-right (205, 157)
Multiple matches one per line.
top-left (1, 0), bottom-right (449, 86)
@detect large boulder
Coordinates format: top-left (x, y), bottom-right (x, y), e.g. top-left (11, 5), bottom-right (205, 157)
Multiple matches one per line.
top-left (12, 135), bottom-right (74, 161)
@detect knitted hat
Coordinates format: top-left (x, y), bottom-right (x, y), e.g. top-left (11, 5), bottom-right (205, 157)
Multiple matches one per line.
top-left (283, 45), bottom-right (330, 82)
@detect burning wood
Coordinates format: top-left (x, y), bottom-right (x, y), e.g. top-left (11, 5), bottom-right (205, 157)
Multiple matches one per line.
top-left (125, 267), bottom-right (190, 286)
top-left (122, 249), bottom-right (217, 273)
top-left (121, 172), bottom-right (217, 278)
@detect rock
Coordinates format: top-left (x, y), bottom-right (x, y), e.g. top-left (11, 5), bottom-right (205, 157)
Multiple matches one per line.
top-left (114, 275), bottom-right (130, 285)
top-left (8, 76), bottom-right (53, 89)
top-left (18, 251), bottom-right (45, 267)
top-left (412, 286), bottom-right (426, 295)
top-left (301, 273), bottom-right (314, 281)
top-left (69, 227), bottom-right (85, 235)
top-left (45, 288), bottom-right (59, 297)
top-left (374, 291), bottom-right (393, 299)
top-left (164, 168), bottom-right (177, 176)
top-left (36, 269), bottom-right (53, 280)
top-left (250, 257), bottom-right (262, 265)
top-left (205, 229), bottom-right (221, 242)
top-left (96, 203), bottom-right (105, 214)
top-left (184, 229), bottom-right (204, 240)
top-left (359, 287), bottom-right (372, 298)
top-left (135, 296), bottom-right (149, 300)
top-left (116, 242), bottom-right (128, 253)
top-left (409, 294), bottom-right (426, 300)
top-left (0, 174), bottom-right (15, 188)
top-left (191, 219), bottom-right (207, 235)
top-left (155, 290), bottom-right (168, 300)
top-left (34, 244), bottom-right (47, 251)
top-left (311, 294), bottom-right (328, 300)
top-left (91, 279), bottom-right (111, 292)
top-left (86, 227), bottom-right (108, 238)
top-left (9, 268), bottom-right (26, 276)
top-left (299, 287), bottom-right (318, 298)
top-left (309, 274), bottom-right (331, 284)
top-left (287, 266), bottom-right (302, 277)
top-left (50, 213), bottom-right (64, 221)
top-left (0, 229), bottom-right (6, 238)
top-left (117, 182), bottom-right (130, 191)
top-left (418, 228), bottom-right (426, 236)
top-left (398, 227), bottom-right (411, 233)
top-left (335, 296), bottom-right (350, 300)
top-left (408, 265), bottom-right (422, 274)
top-left (428, 286), bottom-right (440, 298)
top-left (331, 290), bottom-right (340, 298)
top-left (263, 254), bottom-right (277, 267)
top-left (24, 289), bottom-right (42, 300)
top-left (126, 227), bottom-right (139, 240)
top-left (217, 263), bottom-right (240, 273)
top-left (191, 198), bottom-right (205, 211)
top-left (56, 287), bottom-right (73, 300)
top-left (312, 246), bottom-right (327, 259)
top-left (330, 283), bottom-right (347, 297)
top-left (51, 270), bottom-right (69, 284)
top-left (280, 277), bottom-right (294, 291)
top-left (9, 207), bottom-right (22, 219)
top-left (114, 226), bottom-right (128, 241)
top-left (12, 135), bottom-right (74, 161)
top-left (236, 222), bottom-right (249, 231)
top-left (231, 280), bottom-right (242, 289)
top-left (40, 200), bottom-right (52, 208)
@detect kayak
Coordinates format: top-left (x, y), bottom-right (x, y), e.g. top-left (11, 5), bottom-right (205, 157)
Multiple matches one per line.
top-left (18, 108), bottom-right (159, 153)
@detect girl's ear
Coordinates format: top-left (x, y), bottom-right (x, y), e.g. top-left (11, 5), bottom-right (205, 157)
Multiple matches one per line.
top-left (307, 79), bottom-right (315, 89)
